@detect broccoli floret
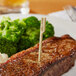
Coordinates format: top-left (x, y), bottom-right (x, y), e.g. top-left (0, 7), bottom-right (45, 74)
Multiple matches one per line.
top-left (18, 17), bottom-right (55, 51)
top-left (0, 38), bottom-right (17, 56)
top-left (0, 17), bottom-right (26, 56)
top-left (0, 17), bottom-right (26, 42)
top-left (18, 36), bottom-right (31, 51)
top-left (18, 29), bottom-right (40, 51)
top-left (0, 16), bottom-right (55, 56)
top-left (43, 21), bottom-right (54, 39)
top-left (18, 16), bottom-right (40, 51)
top-left (23, 16), bottom-right (40, 28)
top-left (26, 28), bottom-right (40, 46)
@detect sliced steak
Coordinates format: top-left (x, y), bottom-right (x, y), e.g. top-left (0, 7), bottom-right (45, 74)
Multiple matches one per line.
top-left (0, 34), bottom-right (76, 76)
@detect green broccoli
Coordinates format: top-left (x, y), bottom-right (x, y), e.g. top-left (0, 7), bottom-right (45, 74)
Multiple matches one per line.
top-left (26, 28), bottom-right (40, 45)
top-left (43, 21), bottom-right (54, 39)
top-left (23, 16), bottom-right (40, 28)
top-left (17, 36), bottom-right (31, 51)
top-left (0, 17), bottom-right (26, 56)
top-left (0, 38), bottom-right (17, 56)
top-left (18, 17), bottom-right (55, 51)
top-left (18, 28), bottom-right (40, 51)
top-left (18, 16), bottom-right (40, 51)
top-left (0, 17), bottom-right (26, 42)
top-left (0, 16), bottom-right (55, 56)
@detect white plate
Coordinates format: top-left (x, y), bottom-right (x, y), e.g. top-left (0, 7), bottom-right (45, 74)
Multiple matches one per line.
top-left (0, 14), bottom-right (76, 76)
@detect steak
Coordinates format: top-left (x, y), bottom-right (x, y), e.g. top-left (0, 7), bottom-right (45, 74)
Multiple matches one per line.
top-left (0, 34), bottom-right (76, 76)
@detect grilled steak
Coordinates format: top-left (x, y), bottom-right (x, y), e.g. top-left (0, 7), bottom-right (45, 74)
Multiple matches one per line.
top-left (0, 35), bottom-right (76, 76)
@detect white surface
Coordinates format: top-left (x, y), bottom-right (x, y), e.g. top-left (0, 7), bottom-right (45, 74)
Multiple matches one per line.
top-left (0, 14), bottom-right (76, 76)
top-left (48, 10), bottom-right (72, 21)
top-left (47, 16), bottom-right (76, 39)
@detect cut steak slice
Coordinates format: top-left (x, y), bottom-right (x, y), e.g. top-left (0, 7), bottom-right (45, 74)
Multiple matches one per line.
top-left (0, 34), bottom-right (76, 76)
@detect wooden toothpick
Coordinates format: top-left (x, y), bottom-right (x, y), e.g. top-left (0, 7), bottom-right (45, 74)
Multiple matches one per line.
top-left (38, 18), bottom-right (46, 63)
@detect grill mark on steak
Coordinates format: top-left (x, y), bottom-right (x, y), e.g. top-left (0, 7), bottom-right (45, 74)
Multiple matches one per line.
top-left (0, 34), bottom-right (76, 76)
top-left (39, 52), bottom-right (76, 76)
